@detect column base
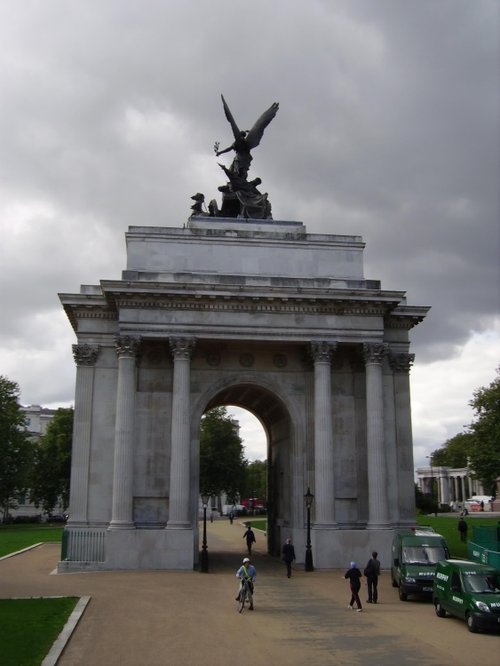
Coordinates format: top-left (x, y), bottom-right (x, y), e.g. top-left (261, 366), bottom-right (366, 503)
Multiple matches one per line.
top-left (367, 522), bottom-right (391, 530)
top-left (313, 522), bottom-right (338, 529)
top-left (166, 521), bottom-right (191, 530)
top-left (108, 521), bottom-right (136, 530)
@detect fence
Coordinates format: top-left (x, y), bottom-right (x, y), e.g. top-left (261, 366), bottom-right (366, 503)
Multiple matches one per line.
top-left (61, 528), bottom-right (106, 562)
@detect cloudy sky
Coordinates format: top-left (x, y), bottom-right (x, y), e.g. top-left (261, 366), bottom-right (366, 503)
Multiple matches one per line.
top-left (0, 1), bottom-right (498, 469)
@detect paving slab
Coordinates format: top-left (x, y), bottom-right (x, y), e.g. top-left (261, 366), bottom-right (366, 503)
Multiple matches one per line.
top-left (1, 520), bottom-right (498, 666)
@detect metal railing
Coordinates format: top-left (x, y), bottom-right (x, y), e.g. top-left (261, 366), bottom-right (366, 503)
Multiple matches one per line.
top-left (61, 528), bottom-right (106, 562)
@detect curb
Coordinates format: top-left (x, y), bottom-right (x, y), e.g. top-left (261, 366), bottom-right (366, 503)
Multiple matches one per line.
top-left (42, 595), bottom-right (91, 666)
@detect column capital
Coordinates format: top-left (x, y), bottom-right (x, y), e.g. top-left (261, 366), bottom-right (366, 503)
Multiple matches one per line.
top-left (169, 336), bottom-right (196, 360)
top-left (115, 335), bottom-right (141, 359)
top-left (362, 342), bottom-right (388, 364)
top-left (309, 340), bottom-right (337, 363)
top-left (72, 343), bottom-right (100, 366)
top-left (389, 352), bottom-right (415, 372)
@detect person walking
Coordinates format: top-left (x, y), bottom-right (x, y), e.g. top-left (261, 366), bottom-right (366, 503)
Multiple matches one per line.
top-left (243, 523), bottom-right (256, 555)
top-left (235, 557), bottom-right (257, 610)
top-left (344, 561), bottom-right (363, 612)
top-left (364, 551), bottom-right (381, 603)
top-left (282, 538), bottom-right (296, 578)
top-left (458, 517), bottom-right (468, 542)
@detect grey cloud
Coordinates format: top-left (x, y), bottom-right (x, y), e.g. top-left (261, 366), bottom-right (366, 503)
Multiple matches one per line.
top-left (0, 0), bottom-right (497, 406)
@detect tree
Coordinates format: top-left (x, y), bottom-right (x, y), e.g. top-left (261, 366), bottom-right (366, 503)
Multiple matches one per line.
top-left (199, 407), bottom-right (246, 501)
top-left (0, 376), bottom-right (33, 521)
top-left (467, 368), bottom-right (500, 496)
top-left (430, 432), bottom-right (473, 468)
top-left (30, 408), bottom-right (73, 513)
top-left (242, 460), bottom-right (267, 501)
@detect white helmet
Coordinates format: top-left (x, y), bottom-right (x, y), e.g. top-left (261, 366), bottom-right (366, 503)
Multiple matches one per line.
top-left (243, 557), bottom-right (250, 563)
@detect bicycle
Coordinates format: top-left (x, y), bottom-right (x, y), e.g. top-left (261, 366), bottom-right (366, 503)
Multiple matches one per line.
top-left (238, 577), bottom-right (254, 613)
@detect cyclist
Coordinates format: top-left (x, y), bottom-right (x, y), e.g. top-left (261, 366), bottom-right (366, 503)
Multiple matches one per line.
top-left (235, 557), bottom-right (257, 610)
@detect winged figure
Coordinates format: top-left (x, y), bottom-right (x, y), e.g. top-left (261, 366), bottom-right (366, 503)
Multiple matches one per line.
top-left (215, 94), bottom-right (279, 179)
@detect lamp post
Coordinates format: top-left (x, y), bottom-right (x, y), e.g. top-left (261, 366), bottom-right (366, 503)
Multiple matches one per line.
top-left (200, 492), bottom-right (209, 573)
top-left (304, 487), bottom-right (314, 571)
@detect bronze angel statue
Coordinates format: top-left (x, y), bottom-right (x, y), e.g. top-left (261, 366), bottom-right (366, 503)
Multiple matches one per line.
top-left (215, 94), bottom-right (279, 179)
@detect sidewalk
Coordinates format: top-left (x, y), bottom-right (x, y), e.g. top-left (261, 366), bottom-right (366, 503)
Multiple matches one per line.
top-left (1, 519), bottom-right (498, 666)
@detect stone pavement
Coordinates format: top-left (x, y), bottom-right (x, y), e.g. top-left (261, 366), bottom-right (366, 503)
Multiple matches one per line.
top-left (1, 519), bottom-right (498, 666)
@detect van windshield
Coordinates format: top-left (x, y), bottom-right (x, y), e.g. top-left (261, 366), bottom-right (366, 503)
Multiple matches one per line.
top-left (463, 573), bottom-right (500, 594)
top-left (401, 546), bottom-right (446, 565)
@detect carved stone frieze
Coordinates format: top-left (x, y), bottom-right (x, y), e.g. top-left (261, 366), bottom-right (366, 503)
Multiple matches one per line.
top-left (389, 352), bottom-right (415, 372)
top-left (362, 342), bottom-right (388, 364)
top-left (72, 343), bottom-right (100, 366)
top-left (206, 352), bottom-right (221, 367)
top-left (239, 352), bottom-right (255, 368)
top-left (273, 353), bottom-right (288, 368)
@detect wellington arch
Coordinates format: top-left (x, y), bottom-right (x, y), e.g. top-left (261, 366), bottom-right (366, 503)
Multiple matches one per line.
top-left (58, 215), bottom-right (429, 572)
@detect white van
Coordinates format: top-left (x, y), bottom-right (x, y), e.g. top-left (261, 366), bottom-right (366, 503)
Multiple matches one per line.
top-left (464, 495), bottom-right (493, 512)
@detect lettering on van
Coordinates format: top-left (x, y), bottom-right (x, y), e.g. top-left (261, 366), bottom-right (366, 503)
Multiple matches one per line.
top-left (452, 596), bottom-right (464, 604)
top-left (436, 572), bottom-right (449, 582)
top-left (490, 603), bottom-right (500, 608)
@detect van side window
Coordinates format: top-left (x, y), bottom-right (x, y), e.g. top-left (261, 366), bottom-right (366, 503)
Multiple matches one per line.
top-left (451, 572), bottom-right (461, 592)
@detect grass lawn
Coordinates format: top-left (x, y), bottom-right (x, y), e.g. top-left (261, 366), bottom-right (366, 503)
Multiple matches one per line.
top-left (241, 515), bottom-right (498, 559)
top-left (0, 597), bottom-right (79, 666)
top-left (0, 524), bottom-right (64, 558)
top-left (416, 514), bottom-right (498, 559)
top-left (243, 518), bottom-right (267, 532)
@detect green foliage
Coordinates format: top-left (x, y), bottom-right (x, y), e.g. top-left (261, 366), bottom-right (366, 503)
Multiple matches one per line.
top-left (241, 459), bottom-right (267, 500)
top-left (0, 376), bottom-right (33, 522)
top-left (467, 368), bottom-right (500, 496)
top-left (30, 408), bottom-right (73, 513)
top-left (415, 483), bottom-right (438, 515)
top-left (429, 368), bottom-right (500, 497)
top-left (199, 407), bottom-right (246, 499)
top-left (430, 432), bottom-right (472, 468)
top-left (0, 597), bottom-right (78, 666)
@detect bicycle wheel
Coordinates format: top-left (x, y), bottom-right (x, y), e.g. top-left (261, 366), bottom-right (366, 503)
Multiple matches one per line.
top-left (238, 585), bottom-right (246, 613)
top-left (247, 585), bottom-right (253, 610)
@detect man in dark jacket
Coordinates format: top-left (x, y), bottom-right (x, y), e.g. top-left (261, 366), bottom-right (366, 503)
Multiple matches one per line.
top-left (282, 538), bottom-right (296, 578)
top-left (458, 517), bottom-right (468, 542)
top-left (364, 551), bottom-right (381, 603)
top-left (243, 523), bottom-right (256, 555)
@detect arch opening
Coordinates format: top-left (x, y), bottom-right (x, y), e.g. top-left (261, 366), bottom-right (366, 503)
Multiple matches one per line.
top-left (200, 382), bottom-right (296, 558)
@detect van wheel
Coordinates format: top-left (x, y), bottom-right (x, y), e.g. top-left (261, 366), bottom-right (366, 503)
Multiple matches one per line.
top-left (391, 574), bottom-right (398, 588)
top-left (466, 613), bottom-right (478, 633)
top-left (399, 587), bottom-right (408, 601)
top-left (434, 600), bottom-right (446, 618)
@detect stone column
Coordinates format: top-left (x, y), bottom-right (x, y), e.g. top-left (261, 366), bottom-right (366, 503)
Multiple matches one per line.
top-left (167, 337), bottom-right (196, 529)
top-left (310, 341), bottom-right (337, 526)
top-left (68, 344), bottom-right (100, 527)
top-left (389, 352), bottom-right (415, 522)
top-left (109, 336), bottom-right (141, 530)
top-left (363, 343), bottom-right (390, 528)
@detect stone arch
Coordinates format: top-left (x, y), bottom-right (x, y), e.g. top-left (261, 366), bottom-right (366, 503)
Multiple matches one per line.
top-left (60, 217), bottom-right (427, 572)
top-left (192, 374), bottom-right (304, 557)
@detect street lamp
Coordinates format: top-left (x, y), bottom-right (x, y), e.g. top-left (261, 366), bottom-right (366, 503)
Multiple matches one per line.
top-left (200, 492), bottom-right (209, 573)
top-left (426, 455), bottom-right (437, 516)
top-left (304, 487), bottom-right (314, 571)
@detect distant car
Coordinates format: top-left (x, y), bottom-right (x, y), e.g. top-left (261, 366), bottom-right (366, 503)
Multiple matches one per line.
top-left (47, 513), bottom-right (68, 523)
